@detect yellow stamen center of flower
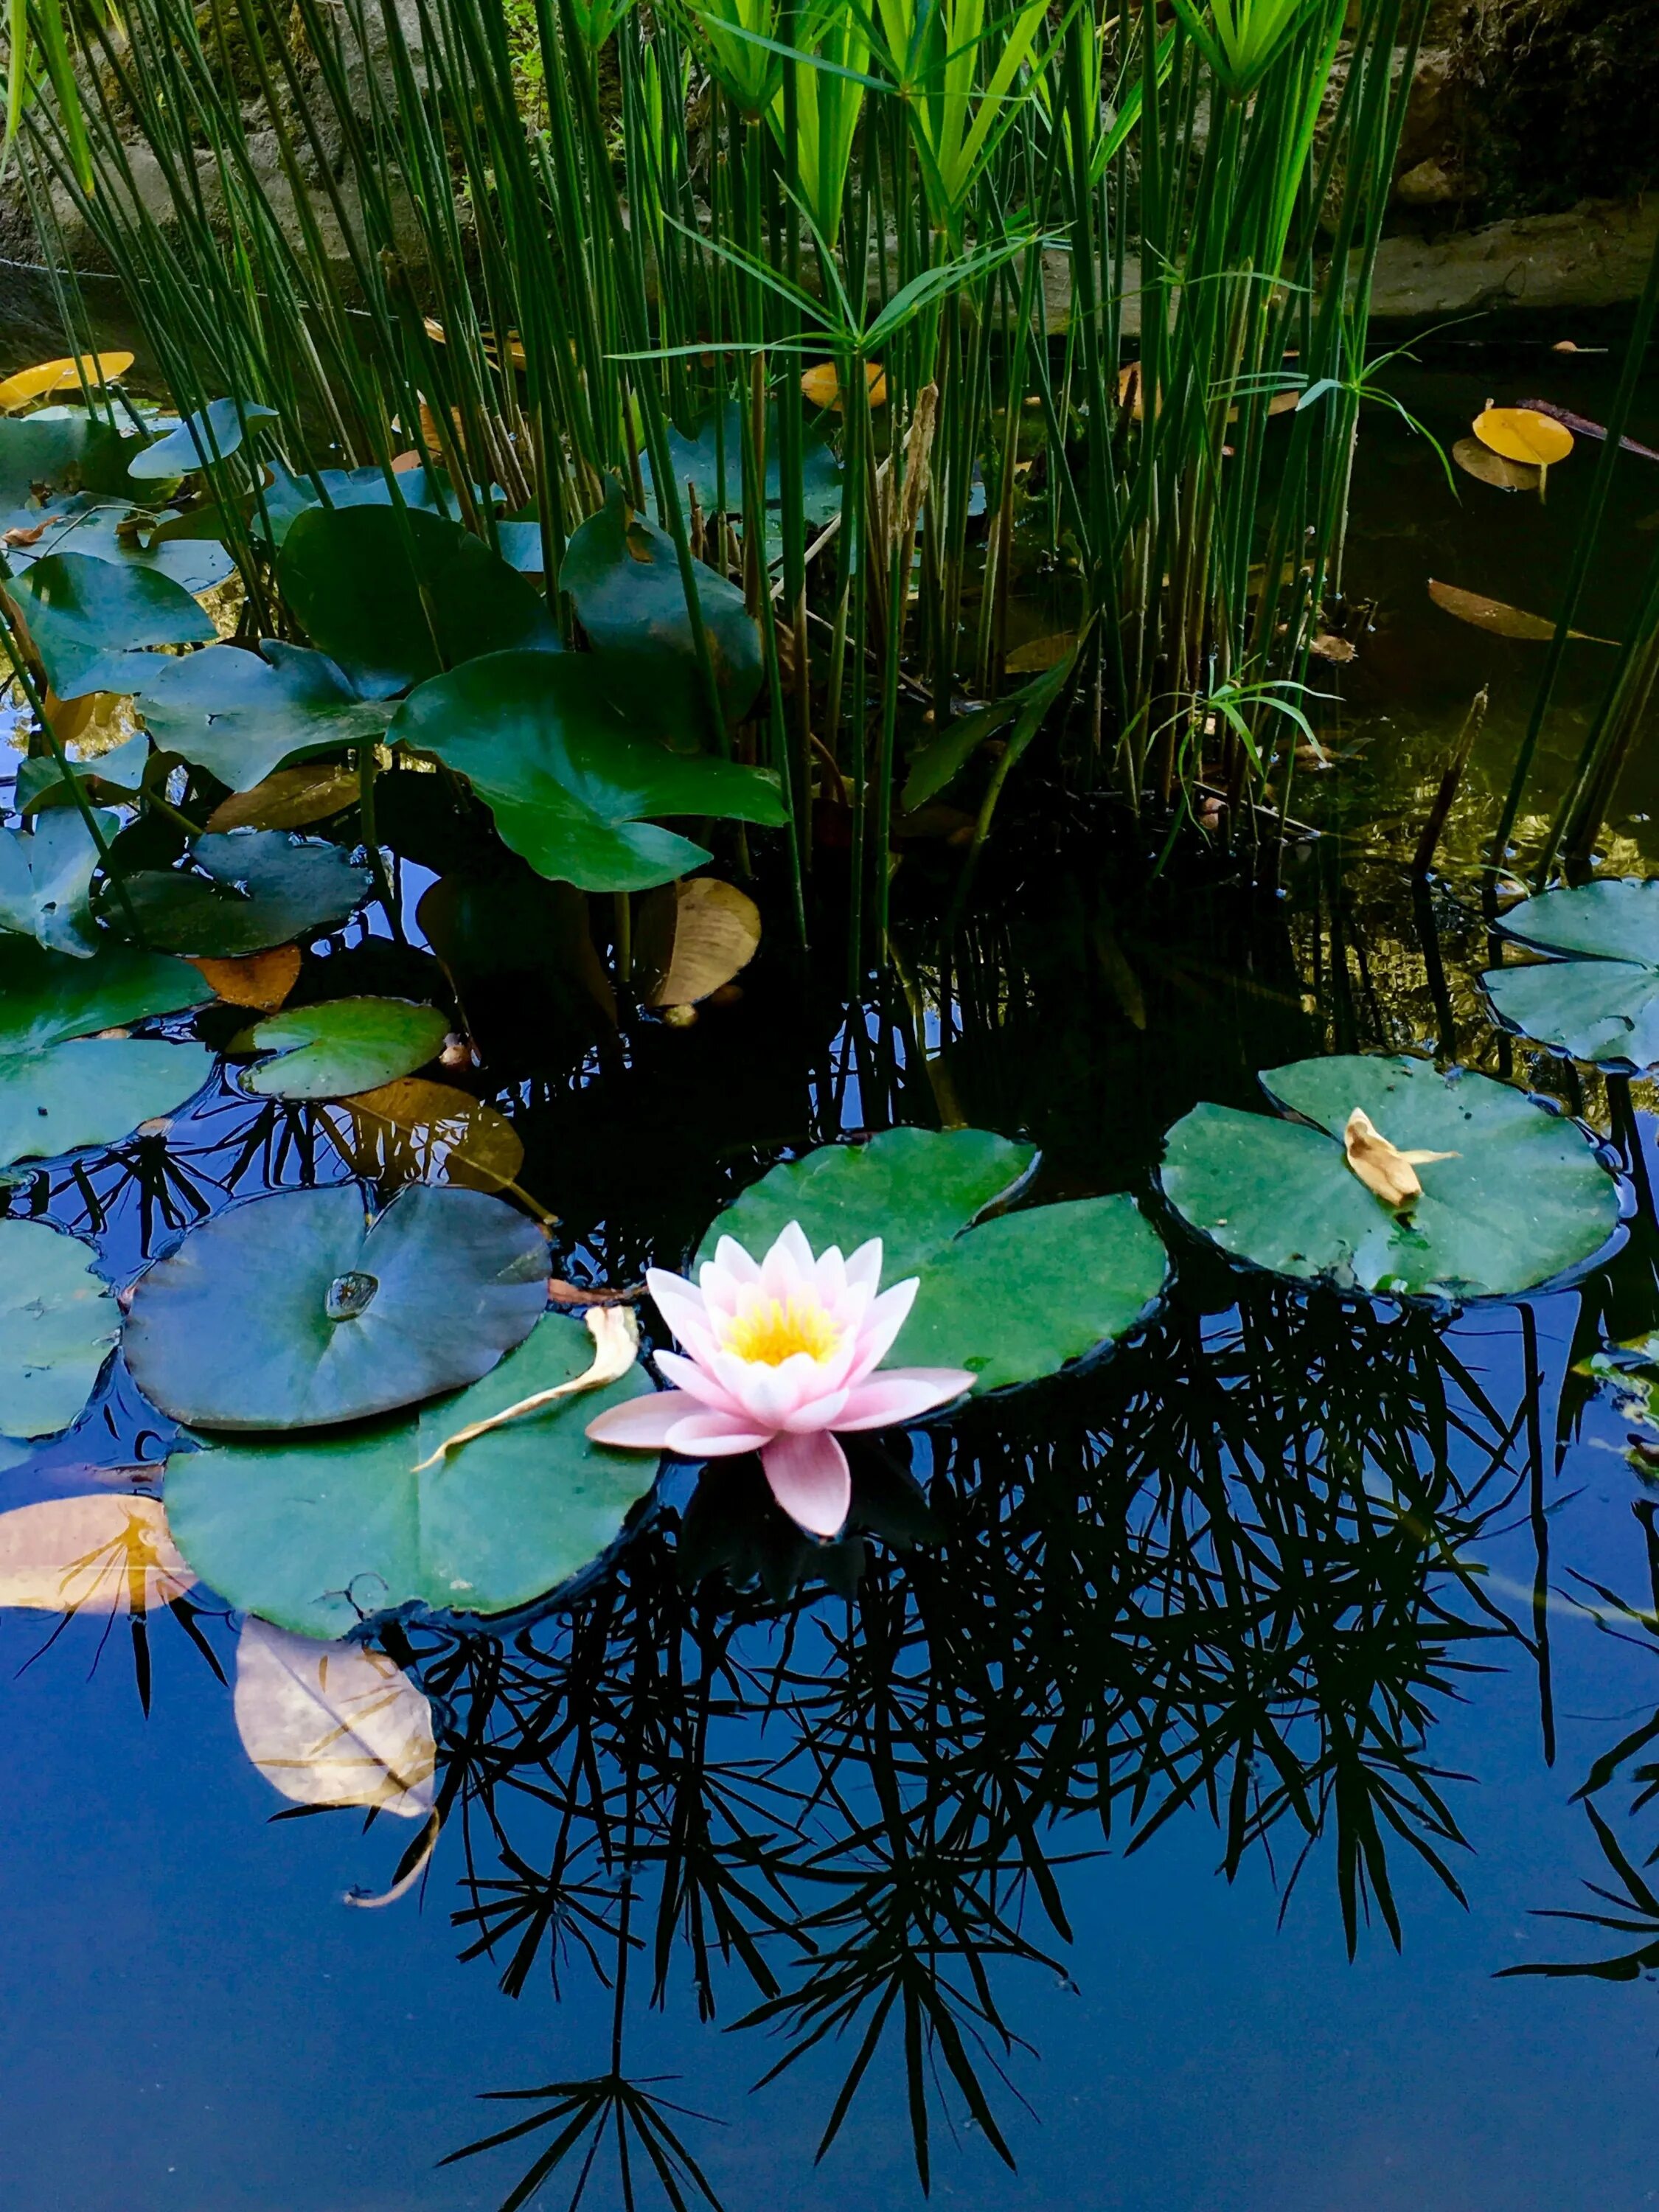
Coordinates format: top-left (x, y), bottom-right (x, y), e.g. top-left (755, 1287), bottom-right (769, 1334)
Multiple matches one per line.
top-left (723, 1295), bottom-right (841, 1366)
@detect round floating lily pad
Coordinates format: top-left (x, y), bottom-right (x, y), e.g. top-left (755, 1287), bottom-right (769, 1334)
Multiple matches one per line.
top-left (0, 942), bottom-right (212, 1167)
top-left (0, 1220), bottom-right (118, 1440)
top-left (1160, 1053), bottom-right (1620, 1301)
top-left (695, 1125), bottom-right (1167, 1390)
top-left (108, 831), bottom-right (371, 956)
top-left (1484, 880), bottom-right (1659, 1072)
top-left (164, 1312), bottom-right (658, 1638)
top-left (238, 998), bottom-right (451, 1100)
top-left (124, 1182), bottom-right (549, 1430)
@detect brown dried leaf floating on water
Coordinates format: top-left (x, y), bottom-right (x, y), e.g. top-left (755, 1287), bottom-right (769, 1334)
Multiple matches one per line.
top-left (233, 1615), bottom-right (435, 1818)
top-left (1343, 1107), bottom-right (1458, 1211)
top-left (637, 877), bottom-right (761, 1010)
top-left (409, 1304), bottom-right (639, 1471)
top-left (1005, 632), bottom-right (1076, 675)
top-left (1427, 579), bottom-right (1615, 645)
top-left (1452, 436), bottom-right (1540, 494)
top-left (1307, 633), bottom-right (1357, 663)
top-left (188, 943), bottom-right (302, 1011)
top-left (316, 1076), bottom-right (526, 1196)
top-left (0, 1495), bottom-right (195, 1614)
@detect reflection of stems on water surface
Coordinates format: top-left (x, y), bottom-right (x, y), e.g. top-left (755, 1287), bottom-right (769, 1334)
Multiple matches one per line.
top-left (416, 1280), bottom-right (1547, 2208)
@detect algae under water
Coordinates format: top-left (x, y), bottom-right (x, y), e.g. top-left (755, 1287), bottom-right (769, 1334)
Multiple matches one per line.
top-left (2, 292), bottom-right (1659, 2209)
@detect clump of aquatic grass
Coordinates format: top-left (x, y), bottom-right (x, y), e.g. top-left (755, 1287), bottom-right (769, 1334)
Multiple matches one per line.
top-left (15, 0), bottom-right (1427, 967)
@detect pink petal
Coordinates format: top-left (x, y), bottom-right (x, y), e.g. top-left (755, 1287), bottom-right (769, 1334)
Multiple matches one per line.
top-left (834, 1368), bottom-right (975, 1430)
top-left (666, 1406), bottom-right (777, 1457)
top-left (844, 1237), bottom-right (884, 1292)
top-left (779, 1387), bottom-right (849, 1433)
top-left (655, 1348), bottom-right (745, 1416)
top-left (709, 1234), bottom-right (762, 1284)
top-left (843, 1276), bottom-right (919, 1385)
top-left (645, 1267), bottom-right (714, 1349)
top-left (760, 1430), bottom-right (851, 1538)
top-left (585, 1391), bottom-right (692, 1450)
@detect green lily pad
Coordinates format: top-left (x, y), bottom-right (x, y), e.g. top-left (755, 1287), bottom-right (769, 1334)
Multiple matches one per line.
top-left (239, 998), bottom-right (451, 1100)
top-left (695, 1125), bottom-right (1168, 1390)
top-left (105, 830), bottom-right (372, 956)
top-left (16, 730), bottom-right (152, 814)
top-left (392, 650), bottom-right (787, 893)
top-left (137, 641), bottom-right (392, 792)
top-left (128, 398), bottom-right (279, 481)
top-left (641, 402), bottom-right (844, 525)
top-left (5, 549), bottom-right (217, 698)
top-left (277, 504), bottom-right (560, 698)
top-left (3, 498), bottom-right (235, 596)
top-left (1159, 1053), bottom-right (1621, 1301)
top-left (1484, 880), bottom-right (1659, 1071)
top-left (560, 481), bottom-right (762, 726)
top-left (0, 414), bottom-right (142, 506)
top-left (0, 940), bottom-right (212, 1169)
top-left (0, 1220), bottom-right (118, 1439)
top-left (163, 1311), bottom-right (658, 1638)
top-left (124, 1181), bottom-right (549, 1430)
top-left (0, 810), bottom-right (116, 956)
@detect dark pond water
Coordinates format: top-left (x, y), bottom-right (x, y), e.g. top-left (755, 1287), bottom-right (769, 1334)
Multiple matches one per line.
top-left (4, 268), bottom-right (1659, 2209)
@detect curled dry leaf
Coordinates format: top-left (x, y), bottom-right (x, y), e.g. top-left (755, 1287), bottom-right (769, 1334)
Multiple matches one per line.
top-left (206, 763), bottom-right (361, 835)
top-left (637, 877), bottom-right (761, 1010)
top-left (1307, 633), bottom-right (1357, 663)
top-left (233, 1615), bottom-right (435, 1818)
top-left (1343, 1107), bottom-right (1457, 1211)
top-left (1427, 578), bottom-right (1615, 644)
top-left (1473, 406), bottom-right (1573, 470)
top-left (0, 1494), bottom-right (195, 1614)
top-left (316, 1075), bottom-right (526, 1196)
top-left (1452, 436), bottom-right (1540, 494)
top-left (800, 360), bottom-right (886, 411)
top-left (188, 943), bottom-right (302, 1011)
top-left (410, 1304), bottom-right (639, 1471)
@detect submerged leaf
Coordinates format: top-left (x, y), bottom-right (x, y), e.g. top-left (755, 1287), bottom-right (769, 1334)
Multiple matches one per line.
top-left (315, 1077), bottom-right (525, 1195)
top-left (124, 1182), bottom-right (549, 1430)
top-left (233, 1616), bottom-right (435, 1816)
top-left (1451, 436), bottom-right (1540, 493)
top-left (697, 1126), bottom-right (1166, 1391)
top-left (164, 1312), bottom-right (658, 1638)
top-left (206, 763), bottom-right (361, 834)
top-left (1161, 1054), bottom-right (1618, 1300)
top-left (0, 1219), bottom-right (117, 1441)
top-left (238, 997), bottom-right (450, 1100)
top-left (187, 944), bottom-right (302, 1010)
top-left (1427, 578), bottom-right (1613, 644)
top-left (636, 877), bottom-right (761, 1008)
top-left (0, 1495), bottom-right (192, 1613)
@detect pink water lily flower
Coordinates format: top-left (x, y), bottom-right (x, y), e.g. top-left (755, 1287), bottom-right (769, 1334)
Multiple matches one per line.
top-left (585, 1222), bottom-right (975, 1539)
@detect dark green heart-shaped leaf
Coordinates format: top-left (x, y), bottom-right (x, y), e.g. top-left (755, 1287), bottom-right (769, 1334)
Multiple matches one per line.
top-left (1484, 880), bottom-right (1659, 1071)
top-left (560, 481), bottom-right (762, 726)
top-left (0, 413), bottom-right (142, 505)
top-left (0, 1220), bottom-right (117, 1439)
top-left (125, 1181), bottom-right (549, 1430)
top-left (6, 550), bottom-right (217, 699)
top-left (127, 398), bottom-right (279, 481)
top-left (107, 830), bottom-right (371, 956)
top-left (0, 940), bottom-right (212, 1168)
top-left (695, 1125), bottom-right (1166, 1388)
top-left (137, 641), bottom-right (392, 790)
top-left (392, 651), bottom-right (787, 892)
top-left (0, 810), bottom-right (116, 956)
top-left (239, 997), bottom-right (451, 1100)
top-left (163, 1311), bottom-right (656, 1638)
top-left (1160, 1053), bottom-right (1620, 1301)
top-left (278, 504), bottom-right (559, 697)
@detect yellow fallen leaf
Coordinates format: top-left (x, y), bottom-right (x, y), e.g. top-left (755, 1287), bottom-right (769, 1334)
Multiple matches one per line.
top-left (410, 1304), bottom-right (639, 1471)
top-left (1474, 406), bottom-right (1573, 470)
top-left (1343, 1107), bottom-right (1457, 1211)
top-left (637, 877), bottom-right (761, 1009)
top-left (0, 351), bottom-right (135, 411)
top-left (0, 1495), bottom-right (194, 1614)
top-left (188, 944), bottom-right (303, 1011)
top-left (233, 1615), bottom-right (435, 1818)
top-left (801, 360), bottom-right (886, 411)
